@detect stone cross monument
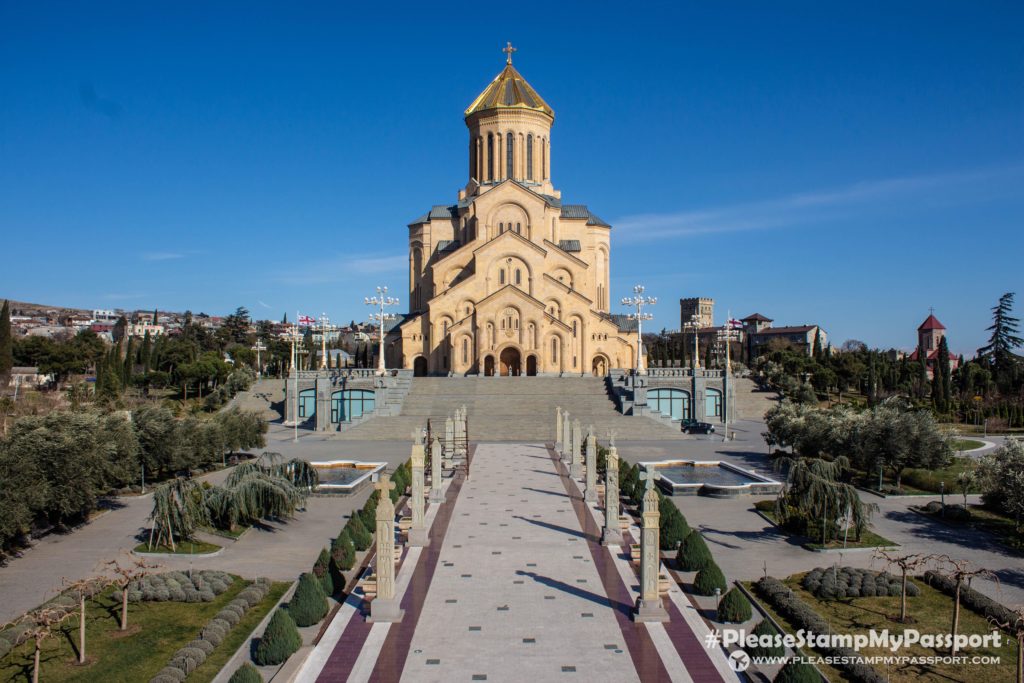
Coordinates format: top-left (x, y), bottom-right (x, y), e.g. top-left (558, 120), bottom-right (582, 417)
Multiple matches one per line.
top-left (601, 439), bottom-right (623, 547)
top-left (561, 411), bottom-right (572, 463)
top-left (456, 405), bottom-right (468, 457)
top-left (584, 425), bottom-right (597, 503)
top-left (570, 419), bottom-right (583, 478)
top-left (444, 415), bottom-right (455, 461)
top-left (634, 469), bottom-right (668, 622)
top-left (408, 430), bottom-right (429, 547)
top-left (430, 436), bottom-right (443, 503)
top-left (555, 406), bottom-right (563, 452)
top-left (369, 471), bottom-right (404, 622)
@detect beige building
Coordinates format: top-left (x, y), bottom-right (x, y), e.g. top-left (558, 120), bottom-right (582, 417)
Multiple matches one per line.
top-left (387, 49), bottom-right (639, 377)
top-left (680, 297), bottom-right (714, 330)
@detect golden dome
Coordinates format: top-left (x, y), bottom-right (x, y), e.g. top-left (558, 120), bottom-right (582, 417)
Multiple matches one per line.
top-left (464, 62), bottom-right (554, 120)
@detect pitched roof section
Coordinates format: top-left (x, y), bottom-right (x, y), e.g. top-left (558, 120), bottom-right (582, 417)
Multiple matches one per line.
top-left (558, 240), bottom-right (581, 252)
top-left (918, 314), bottom-right (946, 331)
top-left (560, 205), bottom-right (611, 228)
top-left (742, 313), bottom-right (773, 323)
top-left (607, 314), bottom-right (638, 332)
top-left (465, 64), bottom-right (554, 119)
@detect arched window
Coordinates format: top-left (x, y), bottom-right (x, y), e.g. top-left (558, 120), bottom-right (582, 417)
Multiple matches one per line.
top-left (506, 132), bottom-right (514, 179)
top-left (526, 134), bottom-right (533, 181)
top-left (515, 269), bottom-right (522, 285)
top-left (515, 222), bottom-right (521, 234)
top-left (442, 319), bottom-right (450, 336)
top-left (541, 138), bottom-right (546, 179)
top-left (551, 337), bottom-right (559, 363)
top-left (487, 134), bottom-right (494, 181)
top-left (499, 269), bottom-right (506, 285)
top-left (461, 338), bottom-right (468, 364)
top-left (499, 222), bottom-right (504, 233)
top-left (572, 320), bottom-right (578, 337)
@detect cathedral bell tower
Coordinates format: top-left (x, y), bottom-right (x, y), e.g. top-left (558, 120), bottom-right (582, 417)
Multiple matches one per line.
top-left (463, 42), bottom-right (556, 198)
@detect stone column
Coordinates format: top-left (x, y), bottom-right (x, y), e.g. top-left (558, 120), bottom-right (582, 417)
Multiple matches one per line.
top-left (555, 406), bottom-right (563, 452)
top-left (456, 405), bottom-right (468, 458)
top-left (634, 470), bottom-right (668, 622)
top-left (561, 411), bottom-right (572, 463)
top-left (444, 415), bottom-right (455, 461)
top-left (408, 432), bottom-right (428, 547)
top-left (570, 419), bottom-right (583, 478)
top-left (430, 436), bottom-right (443, 503)
top-left (584, 426), bottom-right (597, 503)
top-left (601, 444), bottom-right (623, 546)
top-left (369, 472), bottom-right (404, 623)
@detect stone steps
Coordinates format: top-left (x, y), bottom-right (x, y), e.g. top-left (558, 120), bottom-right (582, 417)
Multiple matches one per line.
top-left (227, 379), bottom-right (286, 421)
top-left (732, 376), bottom-right (779, 421)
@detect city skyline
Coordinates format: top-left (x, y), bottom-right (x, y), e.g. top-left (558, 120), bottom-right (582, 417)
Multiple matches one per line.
top-left (2, 2), bottom-right (1021, 356)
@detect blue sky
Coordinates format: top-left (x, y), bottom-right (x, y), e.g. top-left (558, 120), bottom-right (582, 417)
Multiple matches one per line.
top-left (1, 2), bottom-right (1022, 355)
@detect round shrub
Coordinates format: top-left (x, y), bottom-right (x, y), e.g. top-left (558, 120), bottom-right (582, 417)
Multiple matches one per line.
top-left (0, 640), bottom-right (11, 660)
top-left (216, 609), bottom-right (241, 627)
top-left (717, 587), bottom-right (752, 623)
top-left (154, 587), bottom-right (171, 602)
top-left (659, 503), bottom-right (690, 552)
top-left (676, 531), bottom-right (713, 572)
top-left (154, 666), bottom-right (187, 682)
top-left (314, 547), bottom-right (334, 598)
top-left (169, 587), bottom-right (187, 602)
top-left (254, 608), bottom-right (302, 666)
top-left (237, 587), bottom-right (265, 608)
top-left (746, 619), bottom-right (784, 658)
top-left (694, 562), bottom-right (728, 596)
top-left (228, 662), bottom-right (263, 683)
top-left (289, 573), bottom-right (329, 627)
top-left (200, 623), bottom-right (226, 647)
top-left (331, 530), bottom-right (356, 572)
top-left (189, 638), bottom-right (215, 656)
top-left (774, 658), bottom-right (819, 683)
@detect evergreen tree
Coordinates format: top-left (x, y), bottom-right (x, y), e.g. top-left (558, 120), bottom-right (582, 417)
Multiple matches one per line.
top-left (938, 336), bottom-right (952, 411)
top-left (113, 315), bottom-right (127, 343)
top-left (123, 337), bottom-right (135, 389)
top-left (152, 308), bottom-right (158, 325)
top-left (812, 329), bottom-right (822, 360)
top-left (0, 300), bottom-right (12, 384)
top-left (141, 331), bottom-right (153, 374)
top-left (867, 353), bottom-right (877, 407)
top-left (977, 292), bottom-right (1022, 386)
top-left (289, 572), bottom-right (328, 627)
top-left (253, 608), bottom-right (301, 666)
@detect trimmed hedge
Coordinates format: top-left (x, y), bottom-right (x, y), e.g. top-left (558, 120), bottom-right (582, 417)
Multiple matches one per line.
top-left (129, 570), bottom-right (233, 603)
top-left (717, 587), bottom-right (752, 623)
top-left (746, 619), bottom-right (785, 658)
top-left (677, 531), bottom-right (713, 571)
top-left (802, 566), bottom-right (917, 600)
top-left (332, 529), bottom-right (356, 572)
top-left (694, 562), bottom-right (727, 596)
top-left (289, 572), bottom-right (329, 627)
top-left (774, 658), bottom-right (819, 683)
top-left (254, 607), bottom-right (301, 666)
top-left (149, 578), bottom-right (272, 683)
top-left (924, 569), bottom-right (1018, 632)
top-left (756, 576), bottom-right (884, 683)
top-left (228, 662), bottom-right (263, 683)
top-left (659, 499), bottom-right (690, 551)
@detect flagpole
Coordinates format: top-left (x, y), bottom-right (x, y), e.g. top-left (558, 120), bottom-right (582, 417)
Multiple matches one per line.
top-left (294, 311), bottom-right (299, 444)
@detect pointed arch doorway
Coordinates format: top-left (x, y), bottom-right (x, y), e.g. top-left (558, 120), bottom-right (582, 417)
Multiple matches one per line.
top-left (499, 347), bottom-right (521, 376)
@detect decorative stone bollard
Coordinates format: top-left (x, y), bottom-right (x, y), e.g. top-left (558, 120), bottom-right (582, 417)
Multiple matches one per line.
top-left (555, 406), bottom-right (563, 452)
top-left (430, 436), bottom-right (443, 503)
top-left (570, 419), bottom-right (583, 479)
top-left (444, 416), bottom-right (455, 461)
top-left (561, 411), bottom-right (572, 463)
top-left (601, 442), bottom-right (623, 547)
top-left (408, 430), bottom-right (429, 547)
top-left (584, 426), bottom-right (597, 503)
top-left (634, 469), bottom-right (668, 622)
top-left (369, 472), bottom-right (404, 623)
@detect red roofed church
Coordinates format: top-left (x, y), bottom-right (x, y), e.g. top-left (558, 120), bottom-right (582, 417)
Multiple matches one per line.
top-left (908, 313), bottom-right (958, 377)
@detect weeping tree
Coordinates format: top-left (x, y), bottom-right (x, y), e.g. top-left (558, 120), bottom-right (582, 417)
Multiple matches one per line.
top-left (206, 471), bottom-right (305, 531)
top-left (227, 452), bottom-right (318, 490)
top-left (774, 455), bottom-right (877, 544)
top-left (147, 478), bottom-right (209, 551)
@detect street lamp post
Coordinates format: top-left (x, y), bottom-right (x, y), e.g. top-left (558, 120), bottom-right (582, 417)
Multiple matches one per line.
top-left (365, 287), bottom-right (399, 376)
top-left (716, 312), bottom-right (740, 441)
top-left (620, 285), bottom-right (656, 376)
top-left (317, 313), bottom-right (338, 370)
top-left (251, 340), bottom-right (267, 377)
top-left (284, 322), bottom-right (304, 443)
top-left (683, 314), bottom-right (702, 371)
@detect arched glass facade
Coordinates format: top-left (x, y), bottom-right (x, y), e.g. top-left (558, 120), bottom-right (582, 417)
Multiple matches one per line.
top-left (704, 388), bottom-right (722, 418)
top-left (649, 388), bottom-right (690, 421)
top-left (331, 389), bottom-right (376, 423)
top-left (298, 388), bottom-right (316, 419)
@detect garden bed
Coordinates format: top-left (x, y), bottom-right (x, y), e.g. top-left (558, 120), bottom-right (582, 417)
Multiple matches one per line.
top-left (0, 577), bottom-right (287, 683)
top-left (133, 539), bottom-right (222, 555)
top-left (753, 501), bottom-right (898, 551)
top-left (912, 503), bottom-right (1024, 554)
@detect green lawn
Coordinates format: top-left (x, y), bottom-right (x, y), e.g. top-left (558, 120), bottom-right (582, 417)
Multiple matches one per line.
top-left (199, 525), bottom-right (251, 540)
top-left (949, 438), bottom-right (985, 452)
top-left (754, 501), bottom-right (897, 550)
top-left (916, 504), bottom-right (1024, 554)
top-left (0, 579), bottom-right (288, 683)
top-left (133, 539), bottom-right (221, 554)
top-left (856, 458), bottom-right (981, 496)
top-left (748, 574), bottom-right (1019, 683)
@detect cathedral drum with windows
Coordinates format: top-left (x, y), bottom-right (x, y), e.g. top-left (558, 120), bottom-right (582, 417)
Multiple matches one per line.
top-left (388, 46), bottom-right (639, 377)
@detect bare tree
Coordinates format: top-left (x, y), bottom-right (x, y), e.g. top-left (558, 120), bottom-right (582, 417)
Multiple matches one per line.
top-left (934, 556), bottom-right (998, 654)
top-left (105, 554), bottom-right (157, 631)
top-left (990, 605), bottom-right (1024, 683)
top-left (61, 577), bottom-right (102, 664)
top-left (874, 550), bottom-right (936, 623)
top-left (7, 606), bottom-right (78, 683)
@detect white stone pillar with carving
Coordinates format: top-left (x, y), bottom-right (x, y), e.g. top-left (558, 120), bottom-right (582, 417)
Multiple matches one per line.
top-left (430, 436), bottom-right (443, 503)
top-left (369, 472), bottom-right (404, 622)
top-left (584, 426), bottom-right (597, 503)
top-left (635, 469), bottom-right (668, 622)
top-left (561, 411), bottom-right (572, 463)
top-left (601, 443), bottom-right (623, 546)
top-left (408, 432), bottom-right (428, 547)
top-left (555, 406), bottom-right (563, 452)
top-left (570, 419), bottom-right (583, 479)
top-left (444, 415), bottom-right (455, 462)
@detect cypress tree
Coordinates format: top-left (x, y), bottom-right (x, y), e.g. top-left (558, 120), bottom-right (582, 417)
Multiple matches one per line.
top-left (812, 329), bottom-right (822, 360)
top-left (717, 587), bottom-right (752, 623)
top-left (0, 300), bottom-right (12, 384)
top-left (253, 608), bottom-right (301, 665)
top-left (693, 561), bottom-right (727, 596)
top-left (938, 336), bottom-right (952, 410)
top-left (141, 331), bottom-right (152, 374)
top-left (288, 572), bottom-right (328, 627)
top-left (123, 337), bottom-right (134, 389)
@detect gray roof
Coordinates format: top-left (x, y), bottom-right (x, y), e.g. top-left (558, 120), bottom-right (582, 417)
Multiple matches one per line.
top-left (436, 240), bottom-right (460, 252)
top-left (383, 314), bottom-right (412, 333)
top-left (608, 314), bottom-right (638, 332)
top-left (429, 205), bottom-right (459, 220)
top-left (560, 205), bottom-right (611, 227)
top-left (557, 240), bottom-right (581, 252)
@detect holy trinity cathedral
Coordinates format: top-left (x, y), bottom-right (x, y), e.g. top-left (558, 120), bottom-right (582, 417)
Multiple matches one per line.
top-left (387, 46), bottom-right (640, 377)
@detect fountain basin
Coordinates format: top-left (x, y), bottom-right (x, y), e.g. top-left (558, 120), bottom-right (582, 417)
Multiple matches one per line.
top-left (640, 460), bottom-right (782, 497)
top-left (313, 461), bottom-right (386, 495)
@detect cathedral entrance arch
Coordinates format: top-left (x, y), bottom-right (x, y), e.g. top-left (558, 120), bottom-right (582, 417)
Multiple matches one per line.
top-left (484, 355), bottom-right (495, 377)
top-left (413, 356), bottom-right (428, 377)
top-left (499, 347), bottom-right (521, 376)
top-left (592, 354), bottom-right (609, 376)
top-left (526, 354), bottom-right (538, 376)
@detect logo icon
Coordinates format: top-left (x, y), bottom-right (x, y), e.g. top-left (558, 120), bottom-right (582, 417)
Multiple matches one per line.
top-left (728, 650), bottom-right (751, 672)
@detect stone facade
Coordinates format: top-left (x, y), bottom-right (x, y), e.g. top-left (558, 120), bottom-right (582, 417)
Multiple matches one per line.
top-left (679, 297), bottom-right (714, 330)
top-left (386, 55), bottom-right (639, 377)
top-left (284, 368), bottom-right (411, 431)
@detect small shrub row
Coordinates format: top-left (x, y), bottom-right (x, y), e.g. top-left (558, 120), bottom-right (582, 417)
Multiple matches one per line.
top-left (924, 569), bottom-right (1018, 631)
top-left (254, 607), bottom-right (301, 666)
top-left (755, 576), bottom-right (885, 683)
top-left (289, 573), bottom-right (329, 627)
top-left (129, 570), bottom-right (233, 603)
top-left (228, 662), bottom-right (262, 683)
top-left (0, 578), bottom-right (108, 658)
top-left (802, 566), bottom-right (918, 600)
top-left (148, 577), bottom-right (271, 683)
top-left (717, 587), bottom-right (752, 623)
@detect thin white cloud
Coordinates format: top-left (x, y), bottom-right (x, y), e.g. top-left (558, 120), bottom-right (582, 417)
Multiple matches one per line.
top-left (141, 251), bottom-right (186, 261)
top-left (614, 164), bottom-right (1024, 243)
top-left (257, 300), bottom-right (273, 309)
top-left (275, 253), bottom-right (407, 286)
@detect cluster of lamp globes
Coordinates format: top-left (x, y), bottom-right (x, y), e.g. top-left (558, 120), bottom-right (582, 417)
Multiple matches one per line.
top-left (621, 284), bottom-right (656, 322)
top-left (365, 286), bottom-right (399, 324)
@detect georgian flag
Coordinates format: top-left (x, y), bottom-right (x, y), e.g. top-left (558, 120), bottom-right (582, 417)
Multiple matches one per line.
top-left (298, 314), bottom-right (315, 327)
top-left (728, 318), bottom-right (743, 329)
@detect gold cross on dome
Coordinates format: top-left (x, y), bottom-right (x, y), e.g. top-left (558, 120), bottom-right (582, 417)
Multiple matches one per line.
top-left (503, 41), bottom-right (517, 65)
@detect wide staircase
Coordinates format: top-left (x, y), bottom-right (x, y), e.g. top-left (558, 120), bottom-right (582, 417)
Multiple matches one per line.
top-left (332, 376), bottom-right (686, 442)
top-left (228, 378), bottom-right (286, 421)
top-left (732, 376), bottom-right (779, 421)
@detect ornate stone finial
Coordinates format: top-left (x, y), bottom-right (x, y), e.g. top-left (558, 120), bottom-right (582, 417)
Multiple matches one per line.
top-left (640, 468), bottom-right (658, 491)
top-left (606, 429), bottom-right (617, 447)
top-left (376, 471), bottom-right (396, 493)
top-left (587, 424), bottom-right (595, 439)
top-left (503, 41), bottom-right (517, 65)
top-left (412, 428), bottom-right (424, 445)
